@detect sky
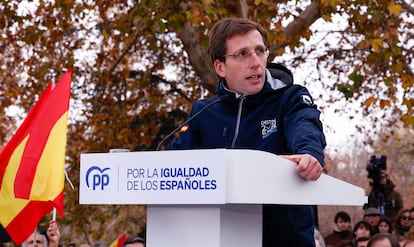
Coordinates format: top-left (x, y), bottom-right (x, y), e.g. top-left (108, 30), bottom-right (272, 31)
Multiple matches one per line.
top-left (273, 14), bottom-right (363, 151)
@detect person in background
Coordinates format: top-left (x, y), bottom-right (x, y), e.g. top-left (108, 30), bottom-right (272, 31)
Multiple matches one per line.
top-left (166, 17), bottom-right (326, 247)
top-left (364, 207), bottom-right (382, 234)
top-left (0, 225), bottom-right (10, 246)
top-left (314, 228), bottom-right (326, 247)
top-left (46, 220), bottom-right (60, 247)
top-left (337, 240), bottom-right (355, 247)
top-left (355, 237), bottom-right (371, 247)
top-left (394, 209), bottom-right (413, 238)
top-left (377, 217), bottom-right (394, 234)
top-left (21, 231), bottom-right (48, 247)
top-left (402, 215), bottom-right (414, 245)
top-left (366, 168), bottom-right (403, 221)
top-left (22, 220), bottom-right (60, 247)
top-left (324, 211), bottom-right (353, 247)
top-left (366, 233), bottom-right (400, 247)
top-left (122, 237), bottom-right (145, 247)
top-left (409, 207), bottom-right (414, 226)
top-left (352, 220), bottom-right (373, 245)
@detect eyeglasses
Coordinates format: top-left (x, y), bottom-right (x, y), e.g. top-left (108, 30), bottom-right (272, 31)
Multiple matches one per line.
top-left (223, 47), bottom-right (269, 62)
top-left (401, 216), bottom-right (413, 220)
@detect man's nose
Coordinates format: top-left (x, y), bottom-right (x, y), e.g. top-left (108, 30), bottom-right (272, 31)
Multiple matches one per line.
top-left (248, 52), bottom-right (262, 65)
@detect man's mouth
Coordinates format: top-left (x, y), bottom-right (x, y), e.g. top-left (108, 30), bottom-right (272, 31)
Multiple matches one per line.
top-left (246, 74), bottom-right (261, 80)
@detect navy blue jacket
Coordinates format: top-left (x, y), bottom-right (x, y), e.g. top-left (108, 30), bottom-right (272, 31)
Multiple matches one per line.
top-left (167, 63), bottom-right (326, 246)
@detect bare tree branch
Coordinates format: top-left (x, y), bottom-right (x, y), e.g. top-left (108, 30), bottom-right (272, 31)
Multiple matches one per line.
top-left (236, 0), bottom-right (248, 18)
top-left (177, 22), bottom-right (218, 92)
top-left (398, 0), bottom-right (414, 15)
top-left (270, 1), bottom-right (322, 56)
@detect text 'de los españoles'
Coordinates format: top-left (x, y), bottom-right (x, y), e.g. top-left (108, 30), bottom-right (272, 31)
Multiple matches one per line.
top-left (125, 167), bottom-right (217, 191)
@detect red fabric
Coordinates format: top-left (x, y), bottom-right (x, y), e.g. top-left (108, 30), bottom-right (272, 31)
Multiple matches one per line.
top-left (0, 70), bottom-right (71, 245)
top-left (110, 232), bottom-right (127, 247)
top-left (5, 191), bottom-right (64, 245)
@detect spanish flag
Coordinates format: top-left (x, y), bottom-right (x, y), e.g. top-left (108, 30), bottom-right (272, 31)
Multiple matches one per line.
top-left (0, 70), bottom-right (72, 245)
top-left (109, 232), bottom-right (127, 247)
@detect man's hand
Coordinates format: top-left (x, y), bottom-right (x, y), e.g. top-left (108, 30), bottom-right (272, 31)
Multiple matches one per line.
top-left (47, 220), bottom-right (60, 247)
top-left (280, 154), bottom-right (323, 181)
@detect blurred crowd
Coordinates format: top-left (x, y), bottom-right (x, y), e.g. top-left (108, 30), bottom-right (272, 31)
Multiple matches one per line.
top-left (0, 221), bottom-right (145, 247)
top-left (318, 206), bottom-right (414, 247)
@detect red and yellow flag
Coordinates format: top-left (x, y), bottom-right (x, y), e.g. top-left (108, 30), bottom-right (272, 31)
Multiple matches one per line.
top-left (0, 70), bottom-right (72, 245)
top-left (109, 232), bottom-right (127, 247)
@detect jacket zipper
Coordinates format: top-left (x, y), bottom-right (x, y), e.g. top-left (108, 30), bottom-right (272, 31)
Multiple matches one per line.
top-left (231, 95), bottom-right (246, 148)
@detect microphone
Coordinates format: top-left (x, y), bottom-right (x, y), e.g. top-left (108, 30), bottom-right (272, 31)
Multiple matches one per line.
top-left (156, 95), bottom-right (231, 151)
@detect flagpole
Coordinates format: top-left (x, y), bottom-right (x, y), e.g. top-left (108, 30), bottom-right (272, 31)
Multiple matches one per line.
top-left (52, 208), bottom-right (56, 221)
top-left (49, 76), bottom-right (57, 227)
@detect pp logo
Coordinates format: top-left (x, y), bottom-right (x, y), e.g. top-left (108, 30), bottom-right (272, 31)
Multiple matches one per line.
top-left (86, 166), bottom-right (110, 190)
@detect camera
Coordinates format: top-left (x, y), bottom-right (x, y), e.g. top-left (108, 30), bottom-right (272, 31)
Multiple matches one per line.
top-left (366, 155), bottom-right (387, 181)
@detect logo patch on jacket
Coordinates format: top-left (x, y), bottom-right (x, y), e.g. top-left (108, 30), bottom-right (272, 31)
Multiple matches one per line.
top-left (261, 119), bottom-right (277, 139)
top-left (302, 95), bottom-right (313, 106)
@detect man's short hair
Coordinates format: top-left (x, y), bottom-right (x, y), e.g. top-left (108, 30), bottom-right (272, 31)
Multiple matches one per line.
top-left (21, 232), bottom-right (48, 247)
top-left (208, 18), bottom-right (268, 64)
top-left (355, 236), bottom-right (370, 243)
top-left (122, 237), bottom-right (145, 247)
top-left (335, 211), bottom-right (351, 223)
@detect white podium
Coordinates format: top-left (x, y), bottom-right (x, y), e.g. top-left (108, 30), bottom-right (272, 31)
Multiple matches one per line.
top-left (79, 149), bottom-right (366, 247)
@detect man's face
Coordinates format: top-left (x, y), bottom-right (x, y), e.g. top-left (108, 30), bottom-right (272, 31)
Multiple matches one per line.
top-left (336, 218), bottom-right (351, 232)
top-left (24, 232), bottom-right (46, 247)
top-left (364, 214), bottom-right (381, 227)
top-left (214, 29), bottom-right (267, 95)
top-left (354, 226), bottom-right (371, 239)
top-left (379, 171), bottom-right (388, 185)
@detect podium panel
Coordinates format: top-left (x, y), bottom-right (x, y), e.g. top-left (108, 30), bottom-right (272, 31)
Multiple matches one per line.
top-left (79, 149), bottom-right (366, 205)
top-left (147, 205), bottom-right (262, 247)
top-left (79, 149), bottom-right (367, 247)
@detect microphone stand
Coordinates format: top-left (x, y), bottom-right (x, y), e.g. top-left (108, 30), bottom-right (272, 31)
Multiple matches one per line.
top-left (156, 95), bottom-right (229, 151)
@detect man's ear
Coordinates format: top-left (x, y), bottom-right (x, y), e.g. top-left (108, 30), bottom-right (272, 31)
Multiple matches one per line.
top-left (214, 60), bottom-right (226, 78)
